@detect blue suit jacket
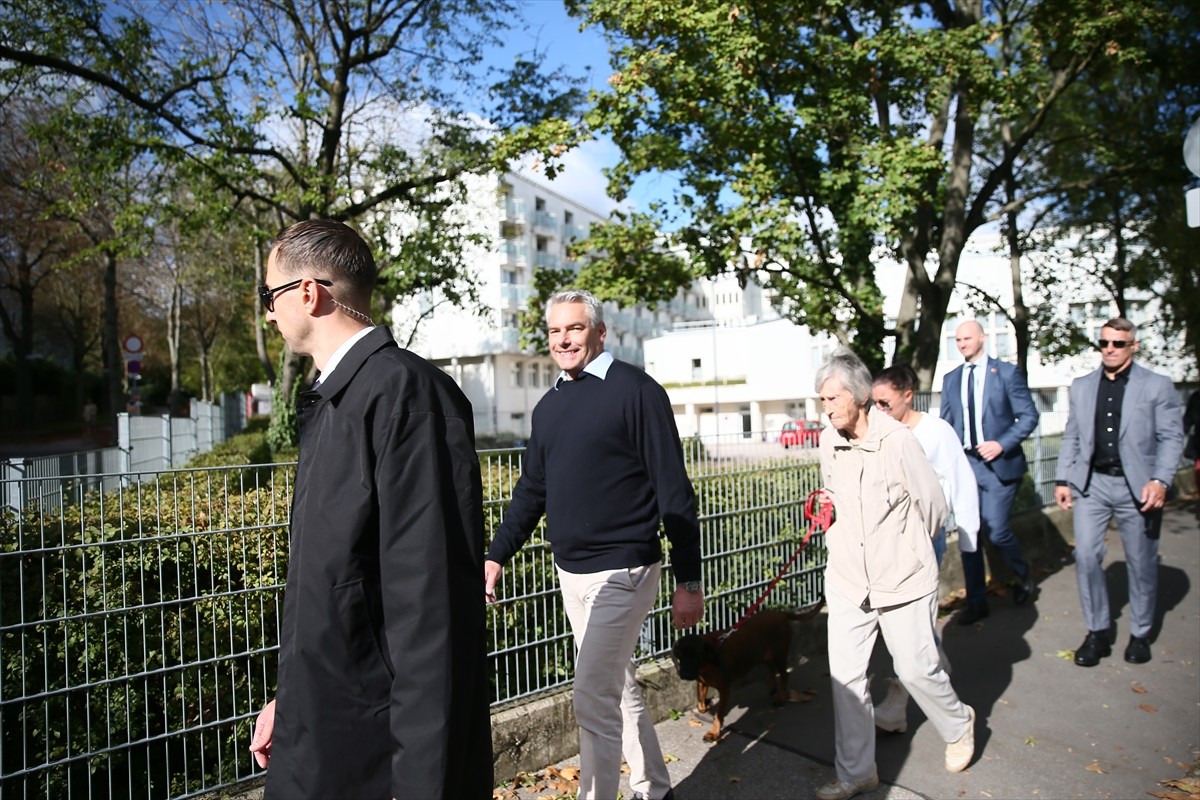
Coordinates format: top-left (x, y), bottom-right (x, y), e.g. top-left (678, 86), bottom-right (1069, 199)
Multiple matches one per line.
top-left (1055, 362), bottom-right (1184, 497)
top-left (938, 357), bottom-right (1039, 483)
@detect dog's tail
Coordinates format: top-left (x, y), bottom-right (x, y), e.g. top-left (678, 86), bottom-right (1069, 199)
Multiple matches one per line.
top-left (785, 594), bottom-right (826, 621)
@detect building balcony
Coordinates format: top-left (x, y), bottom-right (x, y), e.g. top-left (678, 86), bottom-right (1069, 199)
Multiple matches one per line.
top-left (501, 197), bottom-right (526, 223)
top-left (500, 284), bottom-right (529, 309)
top-left (534, 252), bottom-right (560, 269)
top-left (533, 210), bottom-right (558, 232)
top-left (563, 222), bottom-right (590, 240)
top-left (504, 241), bottom-right (529, 265)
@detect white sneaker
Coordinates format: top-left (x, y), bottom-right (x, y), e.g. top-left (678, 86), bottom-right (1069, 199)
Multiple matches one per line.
top-left (945, 704), bottom-right (976, 772)
top-left (816, 769), bottom-right (880, 800)
top-left (873, 678), bottom-right (909, 733)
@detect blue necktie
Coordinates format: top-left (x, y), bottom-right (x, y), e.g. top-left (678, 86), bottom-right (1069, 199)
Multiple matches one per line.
top-left (966, 364), bottom-right (979, 448)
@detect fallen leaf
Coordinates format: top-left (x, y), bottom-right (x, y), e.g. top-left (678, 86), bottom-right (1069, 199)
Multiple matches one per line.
top-left (1086, 761), bottom-right (1108, 774)
top-left (663, 754), bottom-right (678, 764)
top-left (559, 766), bottom-right (580, 781)
top-left (1139, 704), bottom-right (1159, 713)
top-left (1161, 777), bottom-right (1200, 793)
top-left (688, 718), bottom-right (704, 727)
top-left (1025, 737), bottom-right (1036, 747)
top-left (1056, 649), bottom-right (1076, 661)
top-left (1132, 685), bottom-right (1149, 694)
top-left (728, 776), bottom-right (740, 783)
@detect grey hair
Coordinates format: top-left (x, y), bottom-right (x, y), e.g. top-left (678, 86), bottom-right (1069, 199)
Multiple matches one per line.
top-left (546, 289), bottom-right (605, 328)
top-left (815, 346), bottom-right (874, 405)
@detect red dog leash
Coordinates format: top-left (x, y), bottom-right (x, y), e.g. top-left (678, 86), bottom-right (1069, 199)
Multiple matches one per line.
top-left (716, 489), bottom-right (834, 641)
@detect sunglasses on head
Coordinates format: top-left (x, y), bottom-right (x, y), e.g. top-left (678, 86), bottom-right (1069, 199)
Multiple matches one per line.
top-left (1097, 338), bottom-right (1132, 349)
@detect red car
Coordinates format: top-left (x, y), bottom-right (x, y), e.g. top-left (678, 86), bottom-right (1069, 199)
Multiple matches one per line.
top-left (779, 419), bottom-right (823, 448)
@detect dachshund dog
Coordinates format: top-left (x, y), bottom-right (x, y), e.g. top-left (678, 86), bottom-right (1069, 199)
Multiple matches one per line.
top-left (671, 603), bottom-right (824, 742)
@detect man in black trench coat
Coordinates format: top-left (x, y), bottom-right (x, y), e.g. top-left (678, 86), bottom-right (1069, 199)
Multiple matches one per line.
top-left (249, 219), bottom-right (492, 799)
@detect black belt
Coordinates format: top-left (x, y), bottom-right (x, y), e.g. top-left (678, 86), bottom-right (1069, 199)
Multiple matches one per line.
top-left (1093, 464), bottom-right (1124, 477)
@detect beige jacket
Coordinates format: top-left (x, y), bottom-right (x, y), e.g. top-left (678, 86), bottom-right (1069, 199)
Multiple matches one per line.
top-left (819, 406), bottom-right (947, 608)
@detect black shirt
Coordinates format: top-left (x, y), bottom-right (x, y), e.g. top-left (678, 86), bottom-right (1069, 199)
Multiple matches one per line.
top-left (1092, 364), bottom-right (1130, 471)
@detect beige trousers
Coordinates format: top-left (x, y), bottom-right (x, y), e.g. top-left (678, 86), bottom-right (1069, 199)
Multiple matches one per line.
top-left (827, 586), bottom-right (971, 784)
top-left (557, 563), bottom-right (672, 800)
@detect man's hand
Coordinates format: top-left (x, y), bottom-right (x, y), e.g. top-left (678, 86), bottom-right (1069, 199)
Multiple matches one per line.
top-left (1054, 485), bottom-right (1073, 511)
top-left (484, 559), bottom-right (503, 604)
top-left (671, 586), bottom-right (704, 629)
top-left (976, 440), bottom-right (1004, 462)
top-left (249, 698), bottom-right (275, 769)
top-left (1139, 481), bottom-right (1167, 513)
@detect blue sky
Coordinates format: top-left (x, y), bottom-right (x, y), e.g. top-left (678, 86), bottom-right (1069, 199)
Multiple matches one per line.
top-left (488, 0), bottom-right (676, 217)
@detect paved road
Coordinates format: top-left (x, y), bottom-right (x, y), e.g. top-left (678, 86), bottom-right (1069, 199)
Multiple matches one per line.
top-left (499, 498), bottom-right (1200, 799)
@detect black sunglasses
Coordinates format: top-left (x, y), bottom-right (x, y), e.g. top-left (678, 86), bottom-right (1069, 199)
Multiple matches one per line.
top-left (1097, 338), bottom-right (1133, 349)
top-left (258, 278), bottom-right (333, 312)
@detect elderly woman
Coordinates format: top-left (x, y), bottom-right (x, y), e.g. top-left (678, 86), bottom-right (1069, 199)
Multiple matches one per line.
top-left (868, 364), bottom-right (981, 733)
top-left (814, 349), bottom-right (975, 800)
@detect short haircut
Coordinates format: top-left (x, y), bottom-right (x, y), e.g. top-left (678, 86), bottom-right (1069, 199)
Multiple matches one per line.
top-left (1101, 317), bottom-right (1137, 338)
top-left (874, 364), bottom-right (919, 394)
top-left (546, 289), bottom-right (605, 328)
top-left (271, 220), bottom-right (377, 298)
top-left (815, 346), bottom-right (873, 404)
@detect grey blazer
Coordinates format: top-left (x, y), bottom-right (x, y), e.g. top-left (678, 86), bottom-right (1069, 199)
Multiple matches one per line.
top-left (1055, 362), bottom-right (1184, 498)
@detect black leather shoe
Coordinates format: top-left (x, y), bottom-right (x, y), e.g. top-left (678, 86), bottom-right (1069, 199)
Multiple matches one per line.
top-left (1074, 630), bottom-right (1112, 667)
top-left (1124, 636), bottom-right (1152, 664)
top-left (1013, 573), bottom-right (1034, 605)
top-left (956, 603), bottom-right (990, 625)
top-left (631, 791), bottom-right (674, 800)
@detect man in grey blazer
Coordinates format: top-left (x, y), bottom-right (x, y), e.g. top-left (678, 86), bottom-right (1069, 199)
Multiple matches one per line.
top-left (1054, 317), bottom-right (1184, 667)
top-left (939, 320), bottom-right (1039, 625)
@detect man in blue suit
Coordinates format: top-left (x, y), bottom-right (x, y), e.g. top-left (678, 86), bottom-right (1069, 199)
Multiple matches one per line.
top-left (1054, 318), bottom-right (1183, 666)
top-left (938, 320), bottom-right (1039, 625)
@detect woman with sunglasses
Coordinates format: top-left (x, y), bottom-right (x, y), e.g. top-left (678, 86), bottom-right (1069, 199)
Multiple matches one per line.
top-left (868, 364), bottom-right (980, 734)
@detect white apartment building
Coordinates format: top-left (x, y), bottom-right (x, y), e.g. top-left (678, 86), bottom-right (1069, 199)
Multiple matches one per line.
top-left (394, 171), bottom-right (712, 440)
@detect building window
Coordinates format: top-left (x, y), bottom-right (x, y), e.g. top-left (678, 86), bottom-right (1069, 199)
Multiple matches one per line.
top-left (535, 197), bottom-right (546, 211)
top-left (564, 210), bottom-right (573, 224)
top-left (501, 269), bottom-right (516, 285)
top-left (504, 312), bottom-right (519, 328)
top-left (544, 364), bottom-right (555, 386)
top-left (511, 363), bottom-right (524, 388)
top-left (994, 330), bottom-right (1013, 358)
top-left (529, 366), bottom-right (539, 388)
top-left (692, 358), bottom-right (702, 380)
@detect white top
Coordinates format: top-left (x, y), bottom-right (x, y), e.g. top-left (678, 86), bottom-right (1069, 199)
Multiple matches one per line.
top-left (912, 412), bottom-right (981, 553)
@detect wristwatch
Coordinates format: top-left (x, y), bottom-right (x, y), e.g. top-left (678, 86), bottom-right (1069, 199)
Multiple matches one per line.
top-left (1151, 478), bottom-right (1170, 489)
top-left (681, 580), bottom-right (703, 594)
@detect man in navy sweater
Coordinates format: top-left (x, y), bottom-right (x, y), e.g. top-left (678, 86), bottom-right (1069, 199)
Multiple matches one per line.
top-left (485, 289), bottom-right (704, 800)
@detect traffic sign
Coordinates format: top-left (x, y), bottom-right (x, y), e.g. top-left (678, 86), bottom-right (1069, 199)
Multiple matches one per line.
top-left (123, 335), bottom-right (144, 354)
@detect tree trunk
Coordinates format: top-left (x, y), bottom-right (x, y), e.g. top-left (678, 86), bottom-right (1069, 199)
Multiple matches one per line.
top-left (103, 250), bottom-right (123, 417)
top-left (167, 280), bottom-right (183, 391)
top-left (253, 239), bottom-right (275, 385)
top-left (0, 251), bottom-right (36, 428)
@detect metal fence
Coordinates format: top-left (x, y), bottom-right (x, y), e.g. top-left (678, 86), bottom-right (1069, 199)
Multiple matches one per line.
top-left (1, 396), bottom-right (246, 515)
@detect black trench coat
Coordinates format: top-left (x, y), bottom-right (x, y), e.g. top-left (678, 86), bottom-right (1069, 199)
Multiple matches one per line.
top-left (264, 327), bottom-right (492, 799)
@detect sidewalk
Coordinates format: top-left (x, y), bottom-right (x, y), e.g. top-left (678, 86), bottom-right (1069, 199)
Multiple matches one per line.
top-left (498, 498), bottom-right (1200, 799)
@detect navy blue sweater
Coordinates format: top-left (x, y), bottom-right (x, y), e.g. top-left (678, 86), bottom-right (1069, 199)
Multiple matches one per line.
top-left (487, 359), bottom-right (701, 581)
